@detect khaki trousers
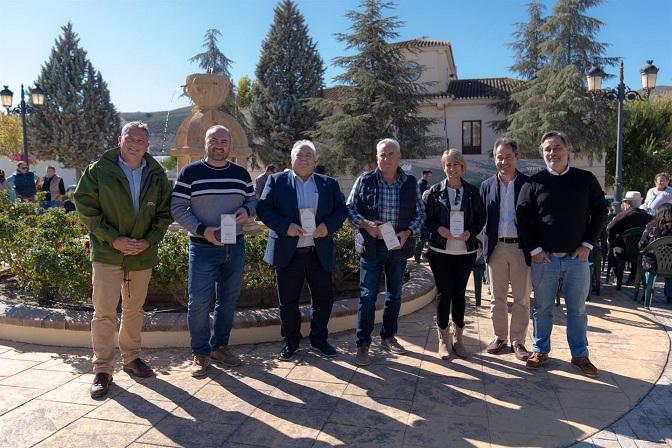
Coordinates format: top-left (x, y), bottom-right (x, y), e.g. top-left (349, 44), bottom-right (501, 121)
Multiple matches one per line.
top-left (91, 262), bottom-right (152, 374)
top-left (487, 242), bottom-right (531, 344)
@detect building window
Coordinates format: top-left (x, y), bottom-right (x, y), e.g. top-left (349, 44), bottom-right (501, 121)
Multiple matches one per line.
top-left (462, 120), bottom-right (481, 154)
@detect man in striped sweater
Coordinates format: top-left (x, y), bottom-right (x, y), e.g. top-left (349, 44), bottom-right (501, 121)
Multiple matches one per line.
top-left (171, 125), bottom-right (257, 377)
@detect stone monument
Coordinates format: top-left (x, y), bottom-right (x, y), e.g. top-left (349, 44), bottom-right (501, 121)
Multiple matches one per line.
top-left (171, 73), bottom-right (252, 173)
top-left (170, 73), bottom-right (260, 235)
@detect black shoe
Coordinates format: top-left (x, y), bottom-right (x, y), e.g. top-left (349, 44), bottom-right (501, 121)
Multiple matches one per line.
top-left (279, 344), bottom-right (299, 361)
top-left (311, 340), bottom-right (337, 358)
top-left (123, 358), bottom-right (154, 378)
top-left (90, 373), bottom-right (113, 398)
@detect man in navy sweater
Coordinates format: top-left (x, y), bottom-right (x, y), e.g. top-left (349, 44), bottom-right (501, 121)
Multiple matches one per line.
top-left (517, 131), bottom-right (607, 377)
top-left (172, 125), bottom-right (257, 377)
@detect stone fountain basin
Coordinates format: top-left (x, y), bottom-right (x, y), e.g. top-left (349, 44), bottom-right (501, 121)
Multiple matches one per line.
top-left (0, 264), bottom-right (435, 348)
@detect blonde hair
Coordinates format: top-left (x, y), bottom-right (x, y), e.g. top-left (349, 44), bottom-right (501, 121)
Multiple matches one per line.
top-left (441, 149), bottom-right (467, 172)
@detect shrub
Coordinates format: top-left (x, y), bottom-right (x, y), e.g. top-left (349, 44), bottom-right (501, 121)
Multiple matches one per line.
top-left (2, 203), bottom-right (90, 302)
top-left (0, 195), bottom-right (360, 309)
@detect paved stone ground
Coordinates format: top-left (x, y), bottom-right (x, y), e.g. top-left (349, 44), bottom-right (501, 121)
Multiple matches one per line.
top-left (0, 273), bottom-right (670, 448)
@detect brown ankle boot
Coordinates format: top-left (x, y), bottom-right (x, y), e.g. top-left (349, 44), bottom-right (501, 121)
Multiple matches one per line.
top-left (437, 327), bottom-right (451, 360)
top-left (452, 323), bottom-right (469, 359)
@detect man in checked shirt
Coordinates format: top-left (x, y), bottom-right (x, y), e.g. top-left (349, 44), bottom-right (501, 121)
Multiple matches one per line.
top-left (346, 138), bottom-right (426, 366)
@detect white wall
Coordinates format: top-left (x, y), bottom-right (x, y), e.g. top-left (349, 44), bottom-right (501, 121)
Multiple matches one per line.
top-left (419, 99), bottom-right (503, 156)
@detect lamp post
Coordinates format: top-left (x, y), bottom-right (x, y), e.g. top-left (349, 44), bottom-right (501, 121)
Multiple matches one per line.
top-left (0, 84), bottom-right (46, 171)
top-left (586, 60), bottom-right (659, 212)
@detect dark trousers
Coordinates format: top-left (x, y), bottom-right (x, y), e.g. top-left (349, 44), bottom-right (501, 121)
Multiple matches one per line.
top-left (427, 250), bottom-right (477, 329)
top-left (275, 249), bottom-right (334, 348)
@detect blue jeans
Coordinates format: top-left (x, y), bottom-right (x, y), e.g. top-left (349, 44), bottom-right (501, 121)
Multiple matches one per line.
top-left (356, 241), bottom-right (407, 347)
top-left (531, 254), bottom-right (590, 358)
top-left (188, 239), bottom-right (245, 355)
top-left (643, 273), bottom-right (672, 307)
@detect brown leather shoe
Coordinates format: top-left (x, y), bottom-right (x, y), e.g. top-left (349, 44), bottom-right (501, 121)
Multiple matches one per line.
top-left (123, 358), bottom-right (154, 378)
top-left (525, 352), bottom-right (549, 370)
top-left (571, 357), bottom-right (599, 378)
top-left (211, 346), bottom-right (242, 367)
top-left (191, 354), bottom-right (209, 378)
top-left (90, 372), bottom-right (113, 398)
top-left (486, 337), bottom-right (506, 354)
top-left (355, 346), bottom-right (371, 366)
top-left (511, 342), bottom-right (531, 361)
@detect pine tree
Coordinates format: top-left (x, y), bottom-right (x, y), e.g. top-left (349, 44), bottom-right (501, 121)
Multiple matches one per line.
top-left (510, 1), bottom-right (547, 79)
top-left (506, 65), bottom-right (613, 156)
top-left (540, 0), bottom-right (618, 75)
top-left (504, 0), bottom-right (617, 158)
top-left (188, 29), bottom-right (233, 77)
top-left (250, 0), bottom-right (325, 167)
top-left (491, 1), bottom-right (547, 133)
top-left (309, 0), bottom-right (434, 174)
top-left (28, 22), bottom-right (120, 176)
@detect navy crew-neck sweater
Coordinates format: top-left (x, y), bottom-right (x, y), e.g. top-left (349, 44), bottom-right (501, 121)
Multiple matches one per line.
top-left (170, 160), bottom-right (257, 244)
top-left (516, 167), bottom-right (608, 254)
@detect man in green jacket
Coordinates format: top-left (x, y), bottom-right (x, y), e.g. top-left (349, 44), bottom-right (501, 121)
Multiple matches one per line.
top-left (75, 121), bottom-right (172, 398)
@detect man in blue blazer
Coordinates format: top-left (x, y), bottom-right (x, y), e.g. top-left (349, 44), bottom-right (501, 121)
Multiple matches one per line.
top-left (479, 137), bottom-right (532, 362)
top-left (257, 140), bottom-right (348, 360)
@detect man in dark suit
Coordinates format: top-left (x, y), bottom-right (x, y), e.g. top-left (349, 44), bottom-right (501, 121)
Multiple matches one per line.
top-left (480, 137), bottom-right (531, 362)
top-left (257, 140), bottom-right (348, 360)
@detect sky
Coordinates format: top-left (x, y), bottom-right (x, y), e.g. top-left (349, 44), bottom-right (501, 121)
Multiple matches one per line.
top-left (1, 0), bottom-right (670, 113)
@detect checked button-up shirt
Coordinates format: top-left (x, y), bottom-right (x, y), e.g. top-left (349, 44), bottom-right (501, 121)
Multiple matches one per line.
top-left (347, 168), bottom-right (426, 236)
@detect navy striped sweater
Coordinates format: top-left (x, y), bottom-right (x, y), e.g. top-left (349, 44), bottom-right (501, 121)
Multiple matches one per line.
top-left (171, 159), bottom-right (257, 243)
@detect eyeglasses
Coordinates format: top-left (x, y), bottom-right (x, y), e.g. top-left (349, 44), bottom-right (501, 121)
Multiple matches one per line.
top-left (454, 189), bottom-right (461, 206)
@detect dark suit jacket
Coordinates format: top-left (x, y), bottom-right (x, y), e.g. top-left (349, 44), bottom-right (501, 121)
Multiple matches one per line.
top-left (479, 171), bottom-right (531, 265)
top-left (257, 171), bottom-right (348, 271)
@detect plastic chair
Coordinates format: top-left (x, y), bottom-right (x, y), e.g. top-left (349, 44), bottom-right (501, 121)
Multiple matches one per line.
top-left (634, 236), bottom-right (672, 309)
top-left (614, 227), bottom-right (645, 290)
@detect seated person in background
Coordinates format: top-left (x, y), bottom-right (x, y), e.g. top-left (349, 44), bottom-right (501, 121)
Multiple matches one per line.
top-left (643, 172), bottom-right (672, 214)
top-left (607, 198), bottom-right (653, 253)
top-left (638, 203), bottom-right (672, 304)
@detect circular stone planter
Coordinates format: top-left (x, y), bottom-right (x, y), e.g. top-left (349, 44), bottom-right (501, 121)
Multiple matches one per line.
top-left (0, 263), bottom-right (436, 348)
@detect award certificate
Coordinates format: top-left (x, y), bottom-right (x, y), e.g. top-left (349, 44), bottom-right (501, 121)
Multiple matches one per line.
top-left (220, 214), bottom-right (237, 244)
top-left (380, 222), bottom-right (401, 250)
top-left (449, 211), bottom-right (464, 237)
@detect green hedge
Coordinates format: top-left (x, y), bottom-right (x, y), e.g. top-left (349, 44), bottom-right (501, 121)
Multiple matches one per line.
top-left (0, 193), bottom-right (360, 308)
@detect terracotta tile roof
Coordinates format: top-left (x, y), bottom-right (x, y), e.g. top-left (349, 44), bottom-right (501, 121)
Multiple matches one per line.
top-left (393, 38), bottom-right (452, 48)
top-left (322, 86), bottom-right (350, 101)
top-left (440, 78), bottom-right (524, 99)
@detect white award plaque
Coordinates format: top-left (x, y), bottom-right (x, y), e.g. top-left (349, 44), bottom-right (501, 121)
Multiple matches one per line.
top-left (220, 214), bottom-right (237, 244)
top-left (300, 208), bottom-right (317, 236)
top-left (380, 222), bottom-right (401, 250)
top-left (449, 211), bottom-right (464, 237)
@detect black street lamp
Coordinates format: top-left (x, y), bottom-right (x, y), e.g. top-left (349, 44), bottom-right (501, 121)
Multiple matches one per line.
top-left (1, 84), bottom-right (46, 171)
top-left (586, 60), bottom-right (659, 211)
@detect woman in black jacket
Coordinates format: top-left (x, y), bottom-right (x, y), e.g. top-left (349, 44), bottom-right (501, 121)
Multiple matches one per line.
top-left (425, 149), bottom-right (485, 359)
top-left (638, 203), bottom-right (672, 308)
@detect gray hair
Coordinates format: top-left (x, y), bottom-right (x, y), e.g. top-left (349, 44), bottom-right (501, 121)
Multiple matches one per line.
top-left (121, 121), bottom-right (149, 139)
top-left (539, 130), bottom-right (572, 152)
top-left (205, 125), bottom-right (231, 141)
top-left (290, 140), bottom-right (317, 159)
top-left (493, 137), bottom-right (519, 156)
top-left (376, 138), bottom-right (400, 154)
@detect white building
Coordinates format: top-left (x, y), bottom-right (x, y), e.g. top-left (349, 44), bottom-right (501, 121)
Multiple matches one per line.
top-left (324, 38), bottom-right (606, 189)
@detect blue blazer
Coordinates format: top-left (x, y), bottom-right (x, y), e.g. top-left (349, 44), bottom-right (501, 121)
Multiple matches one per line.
top-left (257, 171), bottom-right (348, 271)
top-left (479, 170), bottom-right (531, 265)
